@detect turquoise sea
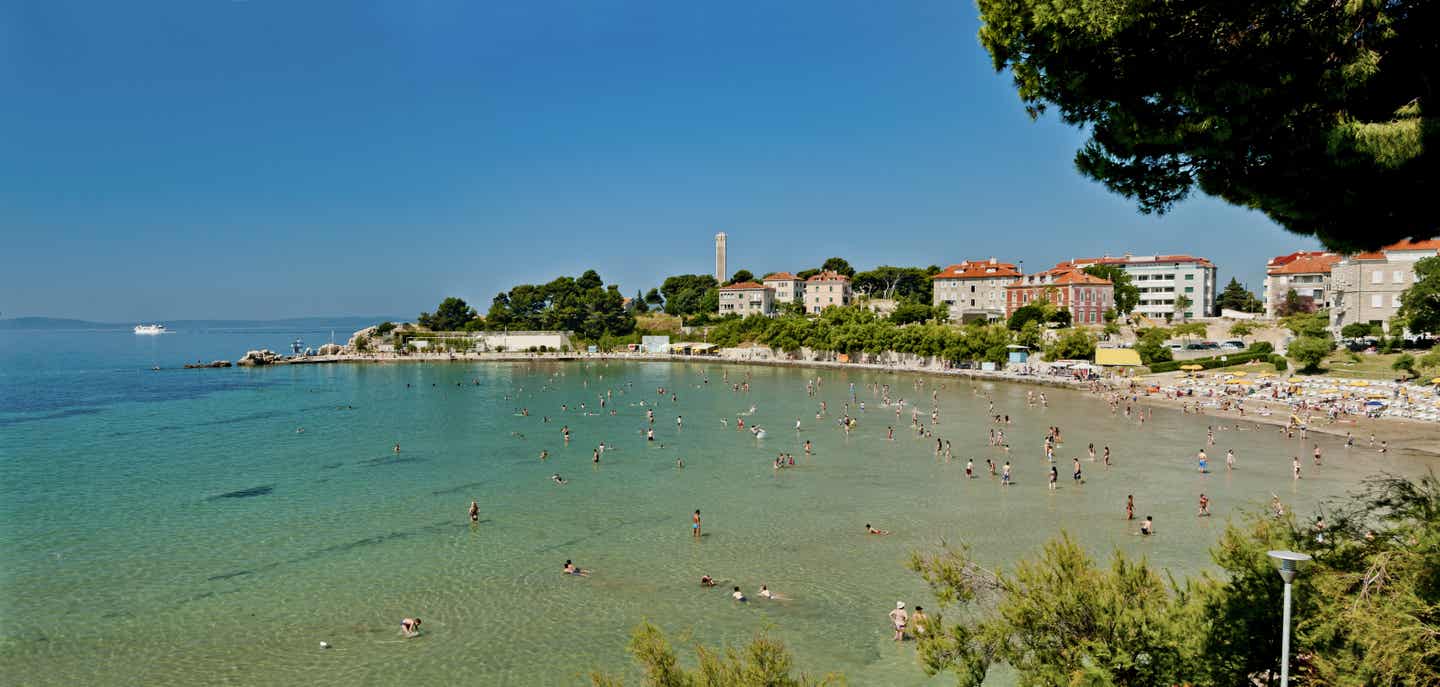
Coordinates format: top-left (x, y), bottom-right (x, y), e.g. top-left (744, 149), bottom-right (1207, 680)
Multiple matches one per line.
top-left (1, 326), bottom-right (1430, 685)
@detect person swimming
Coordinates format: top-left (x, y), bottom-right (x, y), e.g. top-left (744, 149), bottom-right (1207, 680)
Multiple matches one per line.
top-left (552, 473), bottom-right (567, 485)
top-left (1140, 516), bottom-right (1154, 536)
top-left (563, 560), bottom-right (590, 576)
top-left (468, 501), bottom-right (479, 523)
top-left (865, 523), bottom-right (890, 535)
top-left (732, 586), bottom-right (747, 602)
top-left (400, 617), bottom-right (421, 638)
top-left (700, 575), bottom-right (717, 587)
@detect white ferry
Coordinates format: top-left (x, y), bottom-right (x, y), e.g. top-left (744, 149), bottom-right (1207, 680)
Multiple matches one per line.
top-left (134, 324), bottom-right (167, 335)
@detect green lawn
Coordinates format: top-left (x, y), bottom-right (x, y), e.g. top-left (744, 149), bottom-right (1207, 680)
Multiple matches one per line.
top-left (1310, 351), bottom-right (1414, 380)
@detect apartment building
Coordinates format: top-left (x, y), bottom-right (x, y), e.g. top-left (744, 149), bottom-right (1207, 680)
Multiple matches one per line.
top-left (761, 272), bottom-right (805, 308)
top-left (1263, 251), bottom-right (1340, 316)
top-left (803, 271), bottom-right (852, 314)
top-left (1004, 266), bottom-right (1114, 325)
top-left (931, 258), bottom-right (1021, 323)
top-left (1064, 254), bottom-right (1216, 320)
top-left (716, 281), bottom-right (775, 317)
top-left (1329, 240), bottom-right (1440, 334)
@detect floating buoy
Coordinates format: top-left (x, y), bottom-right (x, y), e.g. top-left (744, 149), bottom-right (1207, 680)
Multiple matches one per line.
top-left (319, 641), bottom-right (331, 649)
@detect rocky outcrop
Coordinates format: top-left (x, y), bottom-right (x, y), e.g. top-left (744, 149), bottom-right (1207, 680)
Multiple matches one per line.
top-left (237, 349), bottom-right (282, 366)
top-left (184, 360), bottom-right (233, 369)
top-left (317, 343), bottom-right (343, 356)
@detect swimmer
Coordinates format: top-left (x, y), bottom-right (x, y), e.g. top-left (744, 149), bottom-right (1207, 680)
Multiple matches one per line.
top-left (563, 560), bottom-right (590, 576)
top-left (865, 523), bottom-right (891, 535)
top-left (552, 473), bottom-right (568, 485)
top-left (468, 500), bottom-right (479, 523)
top-left (700, 575), bottom-right (717, 587)
top-left (732, 586), bottom-right (747, 602)
top-left (693, 509), bottom-right (702, 538)
top-left (539, 450), bottom-right (549, 461)
top-left (1198, 493), bottom-right (1210, 517)
top-left (676, 457), bottom-right (684, 468)
top-left (1126, 494), bottom-right (1134, 520)
top-left (400, 617), bottom-right (421, 638)
top-left (1140, 516), bottom-right (1154, 536)
top-left (393, 443), bottom-right (401, 454)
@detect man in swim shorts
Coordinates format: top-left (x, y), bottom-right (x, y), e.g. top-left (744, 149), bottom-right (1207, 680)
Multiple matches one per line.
top-left (889, 601), bottom-right (908, 641)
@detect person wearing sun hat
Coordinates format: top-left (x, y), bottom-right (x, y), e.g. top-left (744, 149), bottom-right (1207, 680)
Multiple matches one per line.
top-left (888, 601), bottom-right (908, 641)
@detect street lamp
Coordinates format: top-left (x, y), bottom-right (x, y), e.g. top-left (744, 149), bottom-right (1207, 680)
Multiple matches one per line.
top-left (1267, 550), bottom-right (1312, 686)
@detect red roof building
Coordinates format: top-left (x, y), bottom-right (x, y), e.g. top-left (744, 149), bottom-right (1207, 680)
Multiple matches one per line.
top-left (931, 258), bottom-right (1021, 322)
top-left (1004, 266), bottom-right (1114, 325)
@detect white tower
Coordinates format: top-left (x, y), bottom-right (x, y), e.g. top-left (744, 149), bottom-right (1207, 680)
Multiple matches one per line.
top-left (715, 232), bottom-right (727, 283)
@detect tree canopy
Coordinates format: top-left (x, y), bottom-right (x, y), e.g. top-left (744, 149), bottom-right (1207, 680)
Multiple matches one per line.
top-left (726, 270), bottom-right (754, 286)
top-left (659, 274), bottom-right (719, 319)
top-left (977, 0), bottom-right (1438, 250)
top-left (820, 257), bottom-right (855, 277)
top-left (418, 297), bottom-right (479, 332)
top-left (485, 271), bottom-right (635, 340)
top-left (853, 266), bottom-right (934, 303)
top-left (1081, 264), bottom-right (1139, 314)
top-left (1217, 278), bottom-right (1264, 313)
top-left (1398, 256), bottom-right (1440, 334)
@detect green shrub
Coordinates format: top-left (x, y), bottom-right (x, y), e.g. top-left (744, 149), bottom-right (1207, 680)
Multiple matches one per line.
top-left (1148, 349), bottom-right (1271, 373)
top-left (1247, 341), bottom-right (1273, 354)
top-left (1270, 355), bottom-right (1288, 371)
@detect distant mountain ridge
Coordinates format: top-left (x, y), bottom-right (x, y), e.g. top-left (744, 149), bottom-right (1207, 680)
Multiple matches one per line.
top-left (0, 316), bottom-right (405, 331)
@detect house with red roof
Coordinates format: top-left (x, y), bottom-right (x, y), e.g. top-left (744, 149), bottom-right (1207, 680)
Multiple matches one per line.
top-left (803, 271), bottom-right (852, 314)
top-left (761, 272), bottom-right (804, 308)
top-left (717, 281), bottom-right (775, 317)
top-left (1004, 265), bottom-right (1114, 325)
top-left (930, 258), bottom-right (1021, 323)
top-left (1263, 251), bottom-right (1340, 317)
top-left (1329, 239), bottom-right (1440, 334)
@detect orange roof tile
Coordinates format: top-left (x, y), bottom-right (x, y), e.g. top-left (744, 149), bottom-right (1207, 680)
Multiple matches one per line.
top-left (762, 272), bottom-right (799, 281)
top-left (931, 260), bottom-right (1021, 280)
top-left (805, 270), bottom-right (851, 282)
top-left (719, 281), bottom-right (769, 291)
top-left (1267, 252), bottom-right (1340, 275)
top-left (1006, 266), bottom-right (1112, 287)
top-left (1351, 239), bottom-right (1440, 260)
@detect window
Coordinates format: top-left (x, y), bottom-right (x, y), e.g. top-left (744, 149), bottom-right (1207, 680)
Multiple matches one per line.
top-left (970, 299), bottom-right (975, 306)
top-left (1184, 286), bottom-right (1194, 293)
top-left (1184, 274), bottom-right (1194, 280)
top-left (1372, 271), bottom-right (1383, 284)
top-left (1393, 270), bottom-right (1404, 284)
top-left (1371, 294), bottom-right (1383, 308)
top-left (970, 285), bottom-right (976, 293)
top-left (1392, 293), bottom-right (1401, 308)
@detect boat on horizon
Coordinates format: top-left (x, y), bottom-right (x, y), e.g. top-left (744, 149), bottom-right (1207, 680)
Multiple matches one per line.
top-left (134, 324), bottom-right (167, 335)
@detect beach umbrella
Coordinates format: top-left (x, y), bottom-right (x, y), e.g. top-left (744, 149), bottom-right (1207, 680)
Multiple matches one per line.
top-left (1232, 371), bottom-right (1249, 377)
top-left (1349, 380), bottom-right (1369, 387)
top-left (1365, 400), bottom-right (1386, 407)
top-left (1431, 377), bottom-right (1440, 384)
top-left (1180, 364), bottom-right (1203, 371)
top-left (1258, 372), bottom-right (1278, 378)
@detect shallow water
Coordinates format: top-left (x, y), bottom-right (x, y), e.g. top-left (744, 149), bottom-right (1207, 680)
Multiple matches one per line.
top-left (1, 331), bottom-right (1430, 685)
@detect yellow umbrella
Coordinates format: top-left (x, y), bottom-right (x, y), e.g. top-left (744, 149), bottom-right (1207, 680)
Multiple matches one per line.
top-left (1367, 392), bottom-right (1388, 399)
top-left (1180, 364), bottom-right (1204, 371)
top-left (1258, 372), bottom-right (1278, 378)
top-left (1231, 371), bottom-right (1248, 377)
top-left (1348, 380), bottom-right (1369, 387)
top-left (1288, 377), bottom-right (1304, 383)
top-left (1431, 377), bottom-right (1440, 384)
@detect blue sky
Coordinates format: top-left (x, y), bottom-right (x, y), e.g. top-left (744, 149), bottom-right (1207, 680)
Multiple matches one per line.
top-left (0, 0), bottom-right (1321, 321)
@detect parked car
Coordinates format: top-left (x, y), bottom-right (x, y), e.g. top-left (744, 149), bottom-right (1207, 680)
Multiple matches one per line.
top-left (1219, 340), bottom-right (1245, 351)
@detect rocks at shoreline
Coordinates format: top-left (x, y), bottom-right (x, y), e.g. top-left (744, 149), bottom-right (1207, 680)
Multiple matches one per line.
top-left (237, 349), bottom-right (282, 366)
top-left (317, 343), bottom-right (343, 356)
top-left (184, 360), bottom-right (233, 369)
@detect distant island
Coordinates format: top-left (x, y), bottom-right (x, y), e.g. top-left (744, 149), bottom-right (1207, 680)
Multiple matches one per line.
top-left (0, 316), bottom-right (405, 331)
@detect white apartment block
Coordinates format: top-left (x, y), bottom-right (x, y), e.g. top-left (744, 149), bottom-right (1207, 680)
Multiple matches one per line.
top-left (761, 272), bottom-right (805, 307)
top-left (1329, 240), bottom-right (1440, 334)
top-left (803, 271), bottom-right (852, 314)
top-left (931, 258), bottom-right (1021, 322)
top-left (1263, 251), bottom-right (1340, 317)
top-left (1065, 254), bottom-right (1216, 320)
top-left (716, 281), bottom-right (775, 317)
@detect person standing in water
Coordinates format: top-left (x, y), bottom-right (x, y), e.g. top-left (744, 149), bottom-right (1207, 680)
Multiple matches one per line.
top-left (1001, 461), bottom-right (1012, 485)
top-left (1125, 495), bottom-right (1135, 520)
top-left (692, 509), bottom-right (702, 538)
top-left (1198, 493), bottom-right (1211, 516)
top-left (468, 501), bottom-right (479, 523)
top-left (889, 602), bottom-right (909, 641)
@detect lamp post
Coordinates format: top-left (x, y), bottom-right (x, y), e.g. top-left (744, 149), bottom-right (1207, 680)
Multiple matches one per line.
top-left (1267, 550), bottom-right (1312, 686)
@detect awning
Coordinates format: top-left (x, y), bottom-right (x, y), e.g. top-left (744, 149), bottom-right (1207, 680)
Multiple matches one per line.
top-left (1095, 349), bottom-right (1142, 366)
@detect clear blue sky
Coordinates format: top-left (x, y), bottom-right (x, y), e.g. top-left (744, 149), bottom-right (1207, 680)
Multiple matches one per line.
top-left (1, 0), bottom-right (1321, 321)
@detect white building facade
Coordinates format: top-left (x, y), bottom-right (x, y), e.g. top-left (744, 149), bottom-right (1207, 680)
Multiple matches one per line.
top-left (717, 282), bottom-right (775, 317)
top-left (1329, 240), bottom-right (1440, 334)
top-left (761, 272), bottom-right (805, 308)
top-left (1066, 254), bottom-right (1217, 320)
top-left (803, 271), bottom-right (852, 314)
top-left (1263, 251), bottom-right (1340, 317)
top-left (930, 258), bottom-right (1021, 322)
